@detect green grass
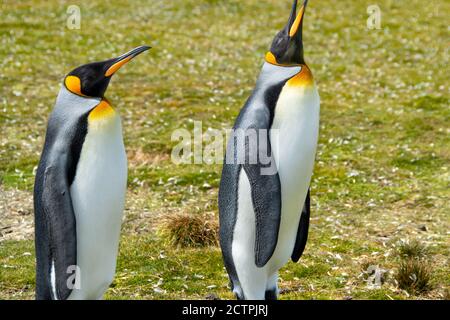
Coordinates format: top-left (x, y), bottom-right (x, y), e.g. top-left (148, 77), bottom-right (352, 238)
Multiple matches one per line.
top-left (0, 0), bottom-right (449, 299)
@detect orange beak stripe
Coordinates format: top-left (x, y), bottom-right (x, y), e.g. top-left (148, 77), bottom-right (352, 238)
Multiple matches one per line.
top-left (289, 4), bottom-right (305, 37)
top-left (104, 56), bottom-right (133, 77)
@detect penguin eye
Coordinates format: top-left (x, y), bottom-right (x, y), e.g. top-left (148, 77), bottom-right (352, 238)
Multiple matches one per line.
top-left (65, 75), bottom-right (83, 96)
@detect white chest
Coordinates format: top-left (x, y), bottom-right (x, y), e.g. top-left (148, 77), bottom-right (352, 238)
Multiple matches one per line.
top-left (68, 113), bottom-right (127, 299)
top-left (71, 114), bottom-right (128, 221)
top-left (268, 85), bottom-right (320, 267)
top-left (270, 85), bottom-right (320, 175)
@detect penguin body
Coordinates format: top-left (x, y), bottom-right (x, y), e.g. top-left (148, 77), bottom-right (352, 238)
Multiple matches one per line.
top-left (67, 95), bottom-right (127, 299)
top-left (219, 0), bottom-right (319, 300)
top-left (34, 46), bottom-right (150, 300)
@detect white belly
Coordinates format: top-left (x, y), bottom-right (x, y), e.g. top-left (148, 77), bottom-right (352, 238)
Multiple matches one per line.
top-left (68, 114), bottom-right (127, 300)
top-left (268, 85), bottom-right (320, 271)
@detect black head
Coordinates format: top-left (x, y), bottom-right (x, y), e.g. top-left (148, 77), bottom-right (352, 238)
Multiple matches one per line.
top-left (266, 0), bottom-right (308, 66)
top-left (64, 45), bottom-right (151, 98)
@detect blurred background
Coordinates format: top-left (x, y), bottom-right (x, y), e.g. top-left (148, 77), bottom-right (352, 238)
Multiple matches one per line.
top-left (0, 0), bottom-right (448, 299)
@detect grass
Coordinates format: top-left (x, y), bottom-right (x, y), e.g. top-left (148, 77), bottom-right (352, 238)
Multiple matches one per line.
top-left (397, 239), bottom-right (429, 259)
top-left (160, 213), bottom-right (219, 248)
top-left (394, 240), bottom-right (433, 295)
top-left (0, 0), bottom-right (449, 299)
top-left (396, 259), bottom-right (433, 294)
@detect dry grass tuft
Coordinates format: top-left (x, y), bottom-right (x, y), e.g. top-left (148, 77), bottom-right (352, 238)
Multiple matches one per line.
top-left (397, 239), bottom-right (429, 259)
top-left (161, 213), bottom-right (219, 248)
top-left (396, 259), bottom-right (433, 294)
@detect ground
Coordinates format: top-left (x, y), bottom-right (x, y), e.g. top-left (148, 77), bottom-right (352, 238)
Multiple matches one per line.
top-left (0, 0), bottom-right (449, 300)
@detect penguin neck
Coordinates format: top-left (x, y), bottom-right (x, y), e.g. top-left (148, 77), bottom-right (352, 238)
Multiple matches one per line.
top-left (257, 62), bottom-right (302, 90)
top-left (286, 64), bottom-right (314, 88)
top-left (87, 99), bottom-right (120, 133)
top-left (55, 86), bottom-right (101, 114)
top-left (88, 99), bottom-right (116, 122)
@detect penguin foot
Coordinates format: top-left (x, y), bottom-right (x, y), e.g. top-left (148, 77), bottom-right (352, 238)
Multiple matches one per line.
top-left (265, 289), bottom-right (278, 300)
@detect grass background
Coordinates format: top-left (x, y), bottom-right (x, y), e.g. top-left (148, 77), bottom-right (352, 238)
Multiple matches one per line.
top-left (0, 0), bottom-right (449, 299)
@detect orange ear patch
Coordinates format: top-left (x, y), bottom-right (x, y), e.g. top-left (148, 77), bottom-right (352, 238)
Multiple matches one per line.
top-left (88, 100), bottom-right (115, 121)
top-left (287, 65), bottom-right (314, 87)
top-left (65, 75), bottom-right (83, 95)
top-left (265, 52), bottom-right (279, 65)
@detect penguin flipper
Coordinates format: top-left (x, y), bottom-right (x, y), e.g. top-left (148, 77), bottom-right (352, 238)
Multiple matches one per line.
top-left (41, 164), bottom-right (77, 300)
top-left (291, 189), bottom-right (311, 263)
top-left (242, 128), bottom-right (282, 268)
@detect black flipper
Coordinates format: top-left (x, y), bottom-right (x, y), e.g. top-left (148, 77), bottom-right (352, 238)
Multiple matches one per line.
top-left (242, 128), bottom-right (282, 267)
top-left (40, 162), bottom-right (77, 300)
top-left (291, 189), bottom-right (310, 262)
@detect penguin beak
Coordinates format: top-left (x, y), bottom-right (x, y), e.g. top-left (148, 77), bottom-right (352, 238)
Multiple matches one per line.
top-left (287, 0), bottom-right (307, 42)
top-left (104, 45), bottom-right (151, 77)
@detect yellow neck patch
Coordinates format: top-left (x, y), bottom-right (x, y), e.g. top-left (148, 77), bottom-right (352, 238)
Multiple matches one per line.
top-left (88, 100), bottom-right (115, 121)
top-left (287, 64), bottom-right (314, 87)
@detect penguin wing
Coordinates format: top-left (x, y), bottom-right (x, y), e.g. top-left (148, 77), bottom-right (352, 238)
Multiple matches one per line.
top-left (244, 161), bottom-right (281, 268)
top-left (291, 189), bottom-right (311, 262)
top-left (242, 119), bottom-right (282, 268)
top-left (41, 164), bottom-right (77, 299)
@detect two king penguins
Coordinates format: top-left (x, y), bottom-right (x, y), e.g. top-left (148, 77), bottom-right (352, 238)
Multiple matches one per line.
top-left (34, 0), bottom-right (319, 300)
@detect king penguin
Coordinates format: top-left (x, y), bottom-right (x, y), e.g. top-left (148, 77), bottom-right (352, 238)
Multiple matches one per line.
top-left (34, 45), bottom-right (150, 300)
top-left (218, 0), bottom-right (320, 300)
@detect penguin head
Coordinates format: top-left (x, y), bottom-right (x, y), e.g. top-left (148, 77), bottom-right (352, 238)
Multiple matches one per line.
top-left (266, 0), bottom-right (308, 66)
top-left (64, 45), bottom-right (151, 98)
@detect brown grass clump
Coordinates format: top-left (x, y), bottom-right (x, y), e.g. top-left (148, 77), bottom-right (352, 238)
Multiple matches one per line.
top-left (396, 258), bottom-right (432, 294)
top-left (161, 213), bottom-right (219, 248)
